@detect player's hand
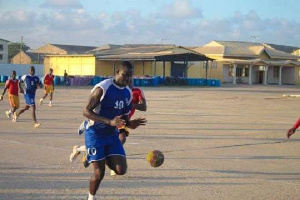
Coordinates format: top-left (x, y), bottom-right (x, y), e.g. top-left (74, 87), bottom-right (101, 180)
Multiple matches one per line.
top-left (109, 115), bottom-right (125, 127)
top-left (287, 128), bottom-right (296, 138)
top-left (128, 117), bottom-right (147, 129)
top-left (0, 95), bottom-right (3, 101)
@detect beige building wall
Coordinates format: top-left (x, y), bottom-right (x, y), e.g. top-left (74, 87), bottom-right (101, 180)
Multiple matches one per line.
top-left (44, 56), bottom-right (95, 76)
top-left (95, 60), bottom-right (114, 76)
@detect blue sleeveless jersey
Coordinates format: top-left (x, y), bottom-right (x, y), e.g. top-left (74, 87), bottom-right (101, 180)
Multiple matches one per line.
top-left (21, 75), bottom-right (41, 95)
top-left (89, 78), bottom-right (132, 135)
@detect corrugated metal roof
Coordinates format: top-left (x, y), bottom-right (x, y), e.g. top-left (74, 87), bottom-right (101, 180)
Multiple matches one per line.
top-left (264, 43), bottom-right (299, 54)
top-left (51, 44), bottom-right (97, 54)
top-left (193, 41), bottom-right (300, 60)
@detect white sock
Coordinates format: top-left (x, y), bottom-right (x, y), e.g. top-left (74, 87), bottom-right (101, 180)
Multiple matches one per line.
top-left (77, 145), bottom-right (87, 152)
top-left (8, 109), bottom-right (12, 114)
top-left (88, 193), bottom-right (95, 200)
top-left (49, 101), bottom-right (52, 104)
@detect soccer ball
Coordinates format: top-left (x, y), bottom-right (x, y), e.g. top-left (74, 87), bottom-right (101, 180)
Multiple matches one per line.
top-left (146, 150), bottom-right (164, 167)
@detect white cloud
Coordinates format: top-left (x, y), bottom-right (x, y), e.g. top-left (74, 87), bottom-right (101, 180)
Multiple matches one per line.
top-left (159, 0), bottom-right (202, 20)
top-left (0, 8), bottom-right (299, 49)
top-left (41, 0), bottom-right (82, 9)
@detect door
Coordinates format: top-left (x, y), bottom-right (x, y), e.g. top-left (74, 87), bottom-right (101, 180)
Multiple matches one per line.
top-left (258, 71), bottom-right (264, 84)
top-left (171, 62), bottom-right (186, 78)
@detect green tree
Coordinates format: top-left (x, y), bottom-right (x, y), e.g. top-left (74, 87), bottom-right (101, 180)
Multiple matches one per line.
top-left (8, 42), bottom-right (30, 62)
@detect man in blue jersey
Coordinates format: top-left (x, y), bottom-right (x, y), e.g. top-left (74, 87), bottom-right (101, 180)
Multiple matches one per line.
top-left (83, 61), bottom-right (146, 200)
top-left (14, 66), bottom-right (42, 128)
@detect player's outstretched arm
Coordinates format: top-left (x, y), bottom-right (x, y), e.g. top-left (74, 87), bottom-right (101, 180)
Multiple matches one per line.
top-left (287, 118), bottom-right (300, 138)
top-left (128, 117), bottom-right (147, 129)
top-left (0, 84), bottom-right (8, 101)
top-left (133, 97), bottom-right (147, 111)
top-left (83, 87), bottom-right (124, 126)
top-left (19, 79), bottom-right (24, 94)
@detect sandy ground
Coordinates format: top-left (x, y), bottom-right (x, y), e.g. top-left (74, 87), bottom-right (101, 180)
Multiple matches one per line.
top-left (0, 85), bottom-right (300, 200)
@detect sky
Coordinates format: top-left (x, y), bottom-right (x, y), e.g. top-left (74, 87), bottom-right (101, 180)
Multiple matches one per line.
top-left (0, 0), bottom-right (299, 49)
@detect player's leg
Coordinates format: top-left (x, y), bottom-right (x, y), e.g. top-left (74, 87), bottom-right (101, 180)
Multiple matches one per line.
top-left (106, 155), bottom-right (127, 175)
top-left (70, 145), bottom-right (86, 162)
top-left (11, 96), bottom-right (19, 122)
top-left (88, 160), bottom-right (105, 200)
top-left (31, 105), bottom-right (40, 128)
top-left (119, 132), bottom-right (126, 145)
top-left (16, 105), bottom-right (30, 119)
top-left (49, 92), bottom-right (53, 106)
top-left (105, 134), bottom-right (127, 176)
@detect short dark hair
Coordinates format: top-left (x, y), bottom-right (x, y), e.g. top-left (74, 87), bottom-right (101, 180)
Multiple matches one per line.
top-left (11, 70), bottom-right (16, 74)
top-left (121, 61), bottom-right (133, 70)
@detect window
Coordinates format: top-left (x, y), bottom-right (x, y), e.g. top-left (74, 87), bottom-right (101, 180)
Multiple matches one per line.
top-left (244, 68), bottom-right (249, 77)
top-left (274, 66), bottom-right (279, 78)
top-left (0, 45), bottom-right (3, 51)
top-left (0, 54), bottom-right (3, 60)
top-left (236, 67), bottom-right (243, 77)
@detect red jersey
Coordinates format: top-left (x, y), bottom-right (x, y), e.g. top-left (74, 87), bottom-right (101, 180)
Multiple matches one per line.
top-left (44, 74), bottom-right (54, 85)
top-left (293, 118), bottom-right (300, 129)
top-left (129, 87), bottom-right (145, 119)
top-left (5, 79), bottom-right (19, 96)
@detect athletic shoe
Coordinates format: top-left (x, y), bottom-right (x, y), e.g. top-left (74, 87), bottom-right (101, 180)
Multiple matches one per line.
top-left (5, 110), bottom-right (11, 119)
top-left (48, 103), bottom-right (53, 107)
top-left (12, 112), bottom-right (18, 122)
top-left (39, 98), bottom-right (43, 105)
top-left (110, 170), bottom-right (116, 176)
top-left (78, 121), bottom-right (85, 135)
top-left (33, 123), bottom-right (41, 128)
top-left (70, 145), bottom-right (80, 162)
top-left (82, 153), bottom-right (90, 168)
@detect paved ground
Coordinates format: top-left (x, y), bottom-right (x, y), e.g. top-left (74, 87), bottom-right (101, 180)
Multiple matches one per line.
top-left (0, 85), bottom-right (300, 200)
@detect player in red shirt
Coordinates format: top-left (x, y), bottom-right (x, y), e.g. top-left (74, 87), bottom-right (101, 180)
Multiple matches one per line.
top-left (39, 68), bottom-right (55, 106)
top-left (0, 70), bottom-right (20, 122)
top-left (286, 118), bottom-right (300, 138)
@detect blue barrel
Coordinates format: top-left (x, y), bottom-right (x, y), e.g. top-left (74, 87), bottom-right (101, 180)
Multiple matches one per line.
top-left (140, 78), bottom-right (150, 86)
top-left (206, 79), bottom-right (212, 86)
top-left (1, 75), bottom-right (8, 83)
top-left (211, 79), bottom-right (220, 87)
top-left (158, 76), bottom-right (165, 84)
top-left (187, 78), bottom-right (196, 86)
top-left (195, 78), bottom-right (204, 86)
top-left (133, 78), bottom-right (140, 86)
top-left (54, 76), bottom-right (60, 85)
top-left (151, 77), bottom-right (159, 86)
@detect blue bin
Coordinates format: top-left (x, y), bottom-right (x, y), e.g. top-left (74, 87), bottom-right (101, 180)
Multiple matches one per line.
top-left (54, 76), bottom-right (61, 85)
top-left (211, 79), bottom-right (221, 87)
top-left (1, 75), bottom-right (8, 83)
top-left (195, 78), bottom-right (205, 86)
top-left (133, 78), bottom-right (140, 86)
top-left (158, 76), bottom-right (165, 84)
top-left (140, 78), bottom-right (151, 86)
top-left (151, 77), bottom-right (159, 86)
top-left (206, 79), bottom-right (212, 86)
top-left (187, 78), bottom-right (196, 86)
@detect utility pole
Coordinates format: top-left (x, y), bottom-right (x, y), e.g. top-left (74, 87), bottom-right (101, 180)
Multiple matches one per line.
top-left (20, 36), bottom-right (23, 64)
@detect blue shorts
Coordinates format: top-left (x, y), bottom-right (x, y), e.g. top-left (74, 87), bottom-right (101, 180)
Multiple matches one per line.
top-left (24, 93), bottom-right (35, 105)
top-left (85, 126), bottom-right (125, 163)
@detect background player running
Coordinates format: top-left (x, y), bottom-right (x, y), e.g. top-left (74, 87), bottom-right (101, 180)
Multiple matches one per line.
top-left (286, 118), bottom-right (300, 138)
top-left (40, 68), bottom-right (55, 106)
top-left (0, 70), bottom-right (20, 122)
top-left (15, 66), bottom-right (43, 128)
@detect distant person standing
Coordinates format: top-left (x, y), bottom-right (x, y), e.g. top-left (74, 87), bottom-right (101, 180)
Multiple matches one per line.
top-left (15, 66), bottom-right (43, 128)
top-left (40, 68), bottom-right (55, 106)
top-left (286, 118), bottom-right (300, 138)
top-left (0, 70), bottom-right (20, 122)
top-left (64, 70), bottom-right (69, 85)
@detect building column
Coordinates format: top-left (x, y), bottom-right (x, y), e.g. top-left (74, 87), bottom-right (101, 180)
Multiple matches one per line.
top-left (263, 65), bottom-right (269, 85)
top-left (233, 64), bottom-right (237, 84)
top-left (279, 65), bottom-right (283, 85)
top-left (248, 65), bottom-right (253, 85)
